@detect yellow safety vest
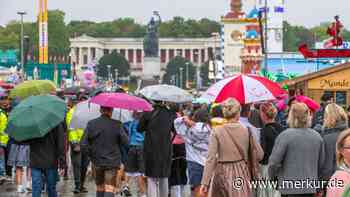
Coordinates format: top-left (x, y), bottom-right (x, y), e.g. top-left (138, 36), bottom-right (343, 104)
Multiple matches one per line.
top-left (66, 107), bottom-right (84, 144)
top-left (0, 110), bottom-right (8, 146)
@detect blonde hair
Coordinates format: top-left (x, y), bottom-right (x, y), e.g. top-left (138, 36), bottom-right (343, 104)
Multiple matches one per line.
top-left (324, 103), bottom-right (348, 129)
top-left (336, 129), bottom-right (350, 166)
top-left (222, 98), bottom-right (241, 120)
top-left (287, 103), bottom-right (311, 128)
top-left (260, 102), bottom-right (277, 120)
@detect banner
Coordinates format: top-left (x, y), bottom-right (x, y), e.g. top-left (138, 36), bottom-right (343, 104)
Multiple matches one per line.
top-left (39, 0), bottom-right (48, 64)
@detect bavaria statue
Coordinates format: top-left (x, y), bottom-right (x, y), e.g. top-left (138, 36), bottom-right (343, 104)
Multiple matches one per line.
top-left (143, 11), bottom-right (162, 57)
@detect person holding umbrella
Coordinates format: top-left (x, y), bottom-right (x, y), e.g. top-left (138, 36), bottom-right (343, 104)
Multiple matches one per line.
top-left (84, 92), bottom-right (153, 196)
top-left (138, 101), bottom-right (178, 197)
top-left (5, 95), bottom-right (68, 197)
top-left (81, 106), bottom-right (129, 197)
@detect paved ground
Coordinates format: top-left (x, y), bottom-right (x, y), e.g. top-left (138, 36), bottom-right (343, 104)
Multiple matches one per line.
top-left (0, 178), bottom-right (98, 197)
top-left (0, 177), bottom-right (191, 197)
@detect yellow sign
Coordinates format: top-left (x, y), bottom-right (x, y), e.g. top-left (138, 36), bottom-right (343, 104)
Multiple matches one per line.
top-left (308, 68), bottom-right (350, 90)
top-left (320, 79), bottom-right (350, 89)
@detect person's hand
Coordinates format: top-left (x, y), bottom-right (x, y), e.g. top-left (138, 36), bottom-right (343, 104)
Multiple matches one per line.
top-left (183, 116), bottom-right (195, 127)
top-left (199, 185), bottom-right (208, 196)
top-left (59, 158), bottom-right (67, 170)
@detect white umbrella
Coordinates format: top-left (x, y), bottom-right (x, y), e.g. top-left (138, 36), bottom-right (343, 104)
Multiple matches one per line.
top-left (201, 74), bottom-right (286, 104)
top-left (69, 100), bottom-right (133, 130)
top-left (139, 84), bottom-right (193, 103)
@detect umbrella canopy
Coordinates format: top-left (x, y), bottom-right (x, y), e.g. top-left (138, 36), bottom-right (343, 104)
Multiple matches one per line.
top-left (295, 95), bottom-right (320, 112)
top-left (90, 93), bottom-right (153, 111)
top-left (64, 86), bottom-right (94, 95)
top-left (10, 80), bottom-right (56, 99)
top-left (69, 100), bottom-right (133, 130)
top-left (6, 95), bottom-right (67, 141)
top-left (0, 81), bottom-right (14, 90)
top-left (140, 84), bottom-right (193, 103)
top-left (202, 74), bottom-right (286, 104)
top-left (192, 97), bottom-right (211, 104)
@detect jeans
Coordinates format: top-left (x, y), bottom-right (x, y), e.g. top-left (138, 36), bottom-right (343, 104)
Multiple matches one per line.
top-left (0, 147), bottom-right (5, 176)
top-left (32, 168), bottom-right (58, 197)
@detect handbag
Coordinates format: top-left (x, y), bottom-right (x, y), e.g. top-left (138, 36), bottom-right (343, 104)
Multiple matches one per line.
top-left (224, 126), bottom-right (261, 180)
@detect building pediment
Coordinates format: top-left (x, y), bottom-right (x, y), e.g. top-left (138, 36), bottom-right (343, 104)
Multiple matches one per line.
top-left (70, 34), bottom-right (99, 42)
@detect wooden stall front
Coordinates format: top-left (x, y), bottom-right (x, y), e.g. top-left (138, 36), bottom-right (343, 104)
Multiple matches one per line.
top-left (281, 63), bottom-right (350, 107)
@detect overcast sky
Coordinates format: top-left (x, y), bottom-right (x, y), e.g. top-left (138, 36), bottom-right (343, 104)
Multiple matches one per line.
top-left (0, 0), bottom-right (349, 28)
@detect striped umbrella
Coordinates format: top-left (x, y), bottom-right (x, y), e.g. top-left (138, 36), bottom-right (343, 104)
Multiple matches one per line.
top-left (202, 74), bottom-right (286, 104)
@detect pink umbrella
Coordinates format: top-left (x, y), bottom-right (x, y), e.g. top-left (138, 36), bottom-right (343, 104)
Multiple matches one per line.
top-left (276, 99), bottom-right (288, 111)
top-left (295, 95), bottom-right (320, 112)
top-left (90, 93), bottom-right (153, 111)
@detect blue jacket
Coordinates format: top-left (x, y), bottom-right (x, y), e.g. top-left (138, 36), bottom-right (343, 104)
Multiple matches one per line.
top-left (124, 120), bottom-right (144, 146)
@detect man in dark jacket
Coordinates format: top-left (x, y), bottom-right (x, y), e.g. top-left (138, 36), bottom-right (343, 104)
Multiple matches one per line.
top-left (81, 106), bottom-right (128, 197)
top-left (138, 102), bottom-right (177, 197)
top-left (29, 122), bottom-right (66, 197)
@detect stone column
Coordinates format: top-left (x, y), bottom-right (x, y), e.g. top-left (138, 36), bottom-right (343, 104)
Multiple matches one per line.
top-left (133, 49), bottom-right (137, 64)
top-left (79, 47), bottom-right (84, 66)
top-left (204, 48), bottom-right (208, 62)
top-left (87, 47), bottom-right (91, 63)
top-left (164, 49), bottom-right (168, 64)
top-left (189, 49), bottom-right (193, 62)
top-left (70, 47), bottom-right (75, 65)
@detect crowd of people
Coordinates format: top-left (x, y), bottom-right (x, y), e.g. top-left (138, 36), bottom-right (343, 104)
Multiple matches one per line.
top-left (1, 89), bottom-right (350, 197)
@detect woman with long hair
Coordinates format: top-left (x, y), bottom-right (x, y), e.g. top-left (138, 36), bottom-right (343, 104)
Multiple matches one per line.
top-left (321, 103), bottom-right (348, 182)
top-left (200, 98), bottom-right (263, 197)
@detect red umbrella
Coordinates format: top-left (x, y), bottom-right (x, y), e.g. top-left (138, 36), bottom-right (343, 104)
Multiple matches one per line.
top-left (295, 95), bottom-right (320, 112)
top-left (0, 81), bottom-right (14, 90)
top-left (90, 93), bottom-right (153, 111)
top-left (202, 74), bottom-right (286, 104)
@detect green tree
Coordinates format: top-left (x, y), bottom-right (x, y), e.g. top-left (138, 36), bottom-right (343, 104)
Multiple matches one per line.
top-left (97, 51), bottom-right (130, 79)
top-left (163, 56), bottom-right (195, 89)
top-left (310, 22), bottom-right (330, 42)
top-left (159, 17), bottom-right (221, 38)
top-left (197, 18), bottom-right (221, 37)
top-left (67, 20), bottom-right (97, 37)
top-left (47, 10), bottom-right (70, 62)
top-left (283, 21), bottom-right (314, 51)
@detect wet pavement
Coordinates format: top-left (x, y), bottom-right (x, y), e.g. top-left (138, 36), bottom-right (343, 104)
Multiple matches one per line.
top-left (0, 177), bottom-right (191, 197)
top-left (0, 178), bottom-right (98, 197)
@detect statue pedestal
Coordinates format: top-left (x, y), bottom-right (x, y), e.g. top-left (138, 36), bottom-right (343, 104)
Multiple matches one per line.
top-left (142, 57), bottom-right (161, 79)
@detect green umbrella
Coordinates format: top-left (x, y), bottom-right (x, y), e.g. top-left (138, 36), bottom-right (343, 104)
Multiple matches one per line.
top-left (10, 80), bottom-right (56, 100)
top-left (6, 95), bottom-right (67, 141)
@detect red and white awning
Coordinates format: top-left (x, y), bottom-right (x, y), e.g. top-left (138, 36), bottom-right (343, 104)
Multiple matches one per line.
top-left (202, 74), bottom-right (286, 104)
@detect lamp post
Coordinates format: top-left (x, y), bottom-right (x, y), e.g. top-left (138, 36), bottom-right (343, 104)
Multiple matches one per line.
top-left (17, 11), bottom-right (26, 77)
top-left (107, 65), bottom-right (111, 81)
top-left (193, 50), bottom-right (201, 90)
top-left (185, 62), bottom-right (189, 89)
top-left (179, 67), bottom-right (184, 89)
top-left (114, 68), bottom-right (119, 86)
